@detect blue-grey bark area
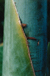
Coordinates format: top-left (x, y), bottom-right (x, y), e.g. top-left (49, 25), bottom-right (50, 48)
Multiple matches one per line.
top-left (14, 0), bottom-right (47, 76)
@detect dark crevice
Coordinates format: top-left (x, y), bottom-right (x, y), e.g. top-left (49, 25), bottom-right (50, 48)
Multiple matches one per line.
top-left (0, 0), bottom-right (4, 44)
